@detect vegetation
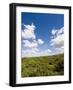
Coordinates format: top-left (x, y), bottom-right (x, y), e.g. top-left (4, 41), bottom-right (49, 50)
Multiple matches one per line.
top-left (21, 54), bottom-right (64, 77)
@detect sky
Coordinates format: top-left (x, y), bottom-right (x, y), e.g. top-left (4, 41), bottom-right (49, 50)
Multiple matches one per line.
top-left (21, 12), bottom-right (64, 57)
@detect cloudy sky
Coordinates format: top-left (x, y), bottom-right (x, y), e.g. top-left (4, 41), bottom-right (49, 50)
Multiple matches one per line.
top-left (21, 12), bottom-right (64, 57)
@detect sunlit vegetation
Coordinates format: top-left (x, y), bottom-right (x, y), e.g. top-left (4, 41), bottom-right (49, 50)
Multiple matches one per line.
top-left (21, 54), bottom-right (64, 77)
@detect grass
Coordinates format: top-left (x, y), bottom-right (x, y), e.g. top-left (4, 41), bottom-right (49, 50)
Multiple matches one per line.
top-left (21, 54), bottom-right (64, 77)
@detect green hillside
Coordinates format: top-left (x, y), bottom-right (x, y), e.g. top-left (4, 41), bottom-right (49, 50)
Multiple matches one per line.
top-left (21, 54), bottom-right (64, 77)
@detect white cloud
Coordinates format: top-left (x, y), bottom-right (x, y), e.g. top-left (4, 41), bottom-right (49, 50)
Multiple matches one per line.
top-left (37, 49), bottom-right (52, 56)
top-left (21, 22), bottom-right (45, 57)
top-left (51, 27), bottom-right (64, 36)
top-left (57, 27), bottom-right (64, 35)
top-left (22, 47), bottom-right (39, 57)
top-left (47, 49), bottom-right (52, 52)
top-left (55, 47), bottom-right (64, 53)
top-left (51, 29), bottom-right (57, 35)
top-left (22, 39), bottom-right (45, 57)
top-left (50, 27), bottom-right (64, 54)
top-left (22, 48), bottom-right (39, 54)
top-left (24, 23), bottom-right (36, 31)
top-left (38, 39), bottom-right (44, 45)
top-left (23, 40), bottom-right (30, 45)
top-left (22, 39), bottom-right (44, 49)
top-left (23, 40), bottom-right (38, 48)
top-left (22, 48), bottom-right (52, 57)
top-left (22, 23), bottom-right (36, 39)
top-left (21, 23), bottom-right (54, 57)
top-left (50, 34), bottom-right (64, 48)
top-left (29, 42), bottom-right (38, 48)
top-left (50, 27), bottom-right (64, 48)
top-left (22, 49), bottom-right (36, 57)
top-left (32, 48), bottom-right (39, 52)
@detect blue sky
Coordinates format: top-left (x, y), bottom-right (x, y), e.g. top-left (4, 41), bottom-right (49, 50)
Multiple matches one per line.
top-left (21, 12), bottom-right (64, 57)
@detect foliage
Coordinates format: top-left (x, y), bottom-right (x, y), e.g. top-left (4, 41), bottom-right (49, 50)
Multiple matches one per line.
top-left (21, 54), bottom-right (64, 77)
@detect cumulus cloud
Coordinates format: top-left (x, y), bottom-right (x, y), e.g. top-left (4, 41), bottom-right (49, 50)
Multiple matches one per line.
top-left (24, 23), bottom-right (36, 30)
top-left (22, 50), bottom-right (36, 57)
top-left (50, 27), bottom-right (64, 48)
top-left (22, 48), bottom-right (39, 54)
top-left (50, 34), bottom-right (64, 48)
top-left (22, 48), bottom-right (39, 57)
top-left (50, 27), bottom-right (64, 54)
top-left (22, 23), bottom-right (64, 57)
top-left (32, 48), bottom-right (39, 52)
top-left (57, 27), bottom-right (64, 35)
top-left (47, 49), bottom-right (52, 52)
top-left (22, 40), bottom-right (38, 48)
top-left (38, 39), bottom-right (44, 45)
top-left (22, 38), bottom-right (44, 49)
top-left (21, 23), bottom-right (45, 57)
top-left (55, 47), bottom-right (64, 53)
top-left (51, 29), bottom-right (57, 35)
top-left (22, 23), bottom-right (36, 39)
top-left (51, 27), bottom-right (64, 38)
